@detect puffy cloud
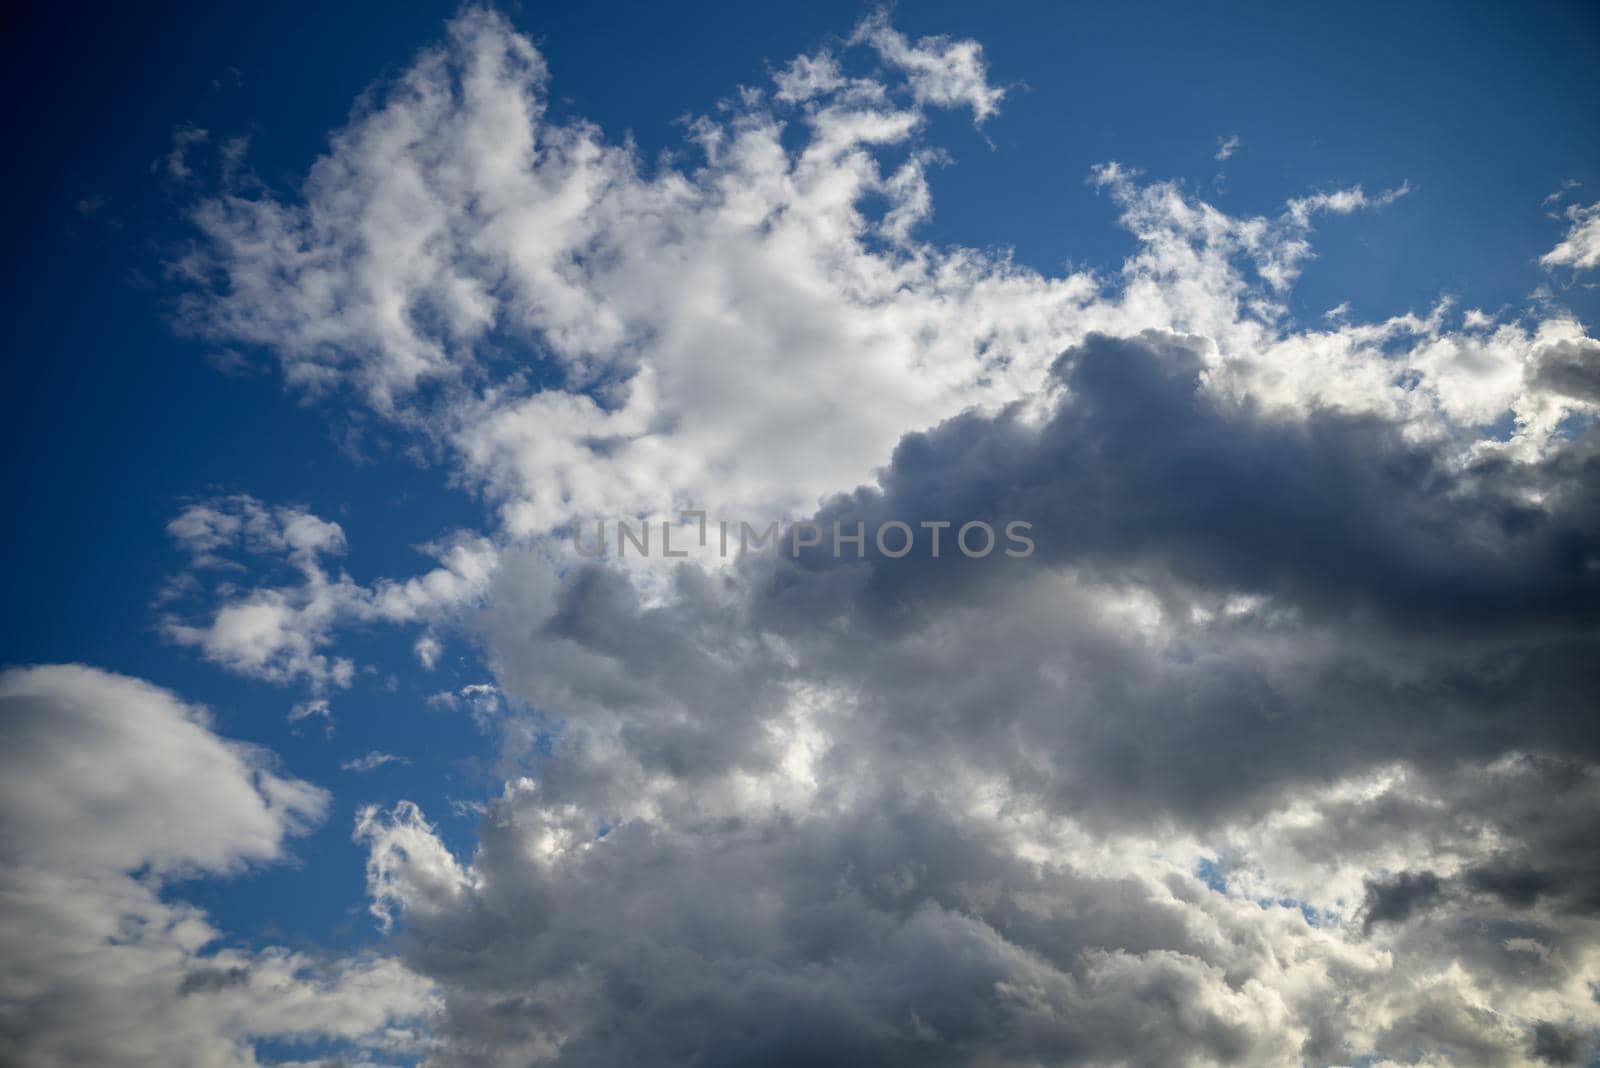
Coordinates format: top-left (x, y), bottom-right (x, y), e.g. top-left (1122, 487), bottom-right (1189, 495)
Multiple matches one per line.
top-left (850, 9), bottom-right (1007, 122)
top-left (1532, 337), bottom-right (1600, 403)
top-left (179, 10), bottom-right (1591, 555)
top-left (1541, 202), bottom-right (1600, 271)
top-left (163, 8), bottom-right (1600, 1066)
top-left (162, 495), bottom-right (496, 690)
top-left (349, 754), bottom-right (1600, 1066)
top-left (0, 664), bottom-right (325, 876)
top-left (402, 337), bottom-right (1596, 1063)
top-left (168, 495), bottom-right (346, 565)
top-left (772, 52), bottom-right (846, 104)
top-left (381, 322), bottom-right (1598, 1060)
top-left (0, 665), bottom-right (435, 1066)
top-left (176, 7), bottom-right (1077, 539)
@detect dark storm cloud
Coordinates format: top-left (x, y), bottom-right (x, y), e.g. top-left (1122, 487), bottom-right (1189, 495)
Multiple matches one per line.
top-left (378, 789), bottom-right (1318, 1068)
top-left (777, 330), bottom-right (1600, 636)
top-left (1532, 1020), bottom-right (1585, 1065)
top-left (716, 331), bottom-right (1600, 824)
top-left (416, 330), bottom-right (1600, 1065)
top-left (177, 967), bottom-right (252, 996)
top-left (474, 332), bottom-right (1599, 834)
top-left (1533, 338), bottom-right (1600, 404)
top-left (1360, 870), bottom-right (1445, 932)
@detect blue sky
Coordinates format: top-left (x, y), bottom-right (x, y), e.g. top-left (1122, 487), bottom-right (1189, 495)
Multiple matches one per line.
top-left (3, 4), bottom-right (1599, 1066)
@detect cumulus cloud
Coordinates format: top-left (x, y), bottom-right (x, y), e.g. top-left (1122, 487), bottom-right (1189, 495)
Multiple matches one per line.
top-left (162, 495), bottom-right (495, 690)
top-left (0, 665), bottom-right (435, 1066)
top-left (158, 8), bottom-right (1600, 1066)
top-left (850, 9), bottom-right (1007, 123)
top-left (427, 682), bottom-right (503, 732)
top-left (177, 7), bottom-right (1582, 562)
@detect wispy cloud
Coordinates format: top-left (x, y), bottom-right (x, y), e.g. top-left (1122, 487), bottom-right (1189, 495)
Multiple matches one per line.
top-left (1542, 201), bottom-right (1600, 271)
top-left (341, 750), bottom-right (410, 773)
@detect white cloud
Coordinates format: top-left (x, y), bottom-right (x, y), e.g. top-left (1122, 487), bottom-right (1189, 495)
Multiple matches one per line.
top-left (1541, 201), bottom-right (1600, 271)
top-left (0, 664), bottom-right (325, 875)
top-left (414, 632), bottom-right (443, 669)
top-left (162, 495), bottom-right (496, 690)
top-left (355, 801), bottom-right (470, 931)
top-left (1215, 133), bottom-right (1240, 161)
top-left (1283, 179), bottom-right (1410, 227)
top-left (289, 696), bottom-right (333, 728)
top-left (850, 9), bottom-right (1006, 123)
top-left (0, 665), bottom-right (435, 1066)
top-left (428, 682), bottom-right (503, 731)
top-left (772, 51), bottom-right (846, 103)
top-left (179, 7), bottom-right (1585, 570)
top-left (342, 750), bottom-right (410, 773)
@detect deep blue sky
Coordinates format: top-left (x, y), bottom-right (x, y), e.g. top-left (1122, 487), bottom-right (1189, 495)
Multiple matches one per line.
top-left (3, 0), bottom-right (1597, 953)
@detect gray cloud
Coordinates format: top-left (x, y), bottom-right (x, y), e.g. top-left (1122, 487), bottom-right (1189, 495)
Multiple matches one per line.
top-left (780, 331), bottom-right (1600, 637)
top-left (1533, 338), bottom-right (1600, 404)
top-left (1361, 871), bottom-right (1446, 932)
top-left (373, 337), bottom-right (1600, 1066)
top-left (139, 7), bottom-right (1600, 1065)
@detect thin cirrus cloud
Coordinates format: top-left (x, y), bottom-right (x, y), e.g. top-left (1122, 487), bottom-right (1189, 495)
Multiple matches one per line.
top-left (343, 750), bottom-right (412, 773)
top-left (6, 5), bottom-right (1599, 1067)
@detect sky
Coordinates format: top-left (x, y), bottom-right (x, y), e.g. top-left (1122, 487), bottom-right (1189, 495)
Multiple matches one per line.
top-left (2, 3), bottom-right (1599, 1066)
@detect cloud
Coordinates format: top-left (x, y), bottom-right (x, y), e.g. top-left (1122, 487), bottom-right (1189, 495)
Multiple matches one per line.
top-left (1541, 202), bottom-right (1600, 271)
top-left (162, 8), bottom-right (1600, 1066)
top-left (1361, 870), bottom-right (1446, 932)
top-left (850, 9), bottom-right (1006, 123)
top-left (1215, 133), bottom-right (1240, 161)
top-left (784, 332), bottom-right (1599, 639)
top-left (178, 7), bottom-right (1571, 566)
top-left (0, 665), bottom-right (435, 1066)
top-left (1283, 179), bottom-right (1410, 227)
top-left (427, 682), bottom-right (503, 731)
top-left (74, 193), bottom-right (110, 218)
top-left (772, 51), bottom-right (846, 103)
top-left (1532, 337), bottom-right (1600, 402)
top-left (351, 753), bottom-right (1600, 1066)
top-left (160, 123), bottom-right (209, 181)
top-left (414, 633), bottom-right (444, 669)
top-left (290, 696), bottom-right (333, 723)
top-left (1543, 178), bottom-right (1580, 207)
top-left (405, 343), bottom-right (1598, 1064)
top-left (343, 750), bottom-right (411, 773)
top-left (162, 495), bottom-right (495, 690)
